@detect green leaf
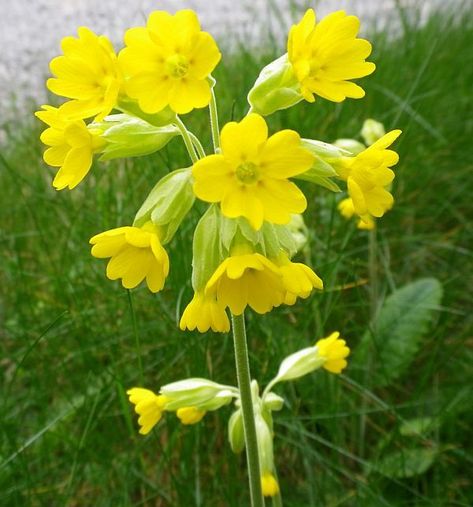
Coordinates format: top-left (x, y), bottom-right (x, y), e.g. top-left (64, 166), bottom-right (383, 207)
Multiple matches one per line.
top-left (400, 417), bottom-right (441, 437)
top-left (370, 447), bottom-right (438, 479)
top-left (354, 278), bottom-right (443, 387)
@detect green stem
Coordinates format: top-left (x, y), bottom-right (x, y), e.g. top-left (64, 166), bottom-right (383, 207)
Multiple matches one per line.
top-left (209, 88), bottom-right (221, 153)
top-left (189, 132), bottom-right (206, 159)
top-left (231, 313), bottom-right (265, 507)
top-left (175, 116), bottom-right (199, 163)
top-left (127, 290), bottom-right (143, 384)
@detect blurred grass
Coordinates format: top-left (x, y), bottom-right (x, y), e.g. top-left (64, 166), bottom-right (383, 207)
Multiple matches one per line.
top-left (1, 5), bottom-right (473, 507)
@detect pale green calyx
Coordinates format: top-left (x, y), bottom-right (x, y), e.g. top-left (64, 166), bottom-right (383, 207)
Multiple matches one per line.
top-left (134, 168), bottom-right (194, 244)
top-left (263, 392), bottom-right (284, 412)
top-left (272, 346), bottom-right (324, 384)
top-left (255, 412), bottom-right (275, 474)
top-left (228, 409), bottom-right (245, 454)
top-left (247, 54), bottom-right (302, 116)
top-left (333, 138), bottom-right (366, 155)
top-left (361, 118), bottom-right (386, 146)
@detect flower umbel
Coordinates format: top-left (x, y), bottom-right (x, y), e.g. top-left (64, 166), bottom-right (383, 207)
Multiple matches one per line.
top-left (193, 113), bottom-right (313, 230)
top-left (35, 105), bottom-right (105, 190)
top-left (90, 221), bottom-right (169, 292)
top-left (179, 291), bottom-right (230, 333)
top-left (288, 9), bottom-right (375, 103)
top-left (119, 9), bottom-right (221, 115)
top-left (47, 27), bottom-right (122, 121)
top-left (127, 388), bottom-right (169, 435)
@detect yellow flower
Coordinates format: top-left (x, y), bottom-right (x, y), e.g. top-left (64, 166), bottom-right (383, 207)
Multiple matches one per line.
top-left (261, 473), bottom-right (280, 497)
top-left (176, 406), bottom-right (206, 425)
top-left (205, 250), bottom-right (285, 315)
top-left (338, 197), bottom-right (375, 230)
top-left (35, 105), bottom-right (105, 190)
top-left (47, 27), bottom-right (122, 121)
top-left (275, 253), bottom-right (323, 305)
top-left (119, 9), bottom-right (221, 115)
top-left (127, 388), bottom-right (169, 435)
top-left (338, 130), bottom-right (402, 222)
top-left (193, 114), bottom-right (313, 230)
top-left (90, 222), bottom-right (169, 292)
top-left (179, 291), bottom-right (230, 333)
top-left (316, 332), bottom-right (350, 373)
top-left (288, 9), bottom-right (375, 103)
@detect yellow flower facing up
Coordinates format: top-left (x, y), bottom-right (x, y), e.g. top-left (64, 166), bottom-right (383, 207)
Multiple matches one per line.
top-left (193, 114), bottom-right (313, 230)
top-left (35, 105), bottom-right (105, 190)
top-left (261, 473), bottom-right (280, 497)
top-left (205, 250), bottom-right (285, 316)
top-left (179, 291), bottom-right (230, 333)
top-left (338, 197), bottom-right (375, 230)
top-left (275, 252), bottom-right (323, 305)
top-left (288, 9), bottom-right (375, 103)
top-left (119, 9), bottom-right (221, 115)
top-left (90, 222), bottom-right (169, 292)
top-left (316, 331), bottom-right (350, 373)
top-left (47, 27), bottom-right (122, 121)
top-left (338, 130), bottom-right (402, 222)
top-left (127, 388), bottom-right (169, 435)
top-left (176, 406), bottom-right (206, 425)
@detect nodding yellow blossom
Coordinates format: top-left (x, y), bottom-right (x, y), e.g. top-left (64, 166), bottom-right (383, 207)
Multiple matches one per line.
top-left (337, 130), bottom-right (402, 222)
top-left (90, 222), bottom-right (169, 292)
top-left (261, 473), bottom-right (280, 497)
top-left (47, 27), bottom-right (122, 121)
top-left (119, 9), bottom-right (221, 115)
top-left (338, 197), bottom-right (375, 230)
top-left (288, 9), bottom-right (375, 103)
top-left (179, 291), bottom-right (230, 333)
top-left (205, 249), bottom-right (285, 315)
top-left (35, 105), bottom-right (105, 190)
top-left (192, 113), bottom-right (313, 230)
top-left (316, 331), bottom-right (350, 373)
top-left (176, 406), bottom-right (206, 425)
top-left (127, 388), bottom-right (169, 435)
top-left (275, 253), bottom-right (323, 305)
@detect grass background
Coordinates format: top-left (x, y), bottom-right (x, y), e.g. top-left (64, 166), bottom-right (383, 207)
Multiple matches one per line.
top-left (1, 4), bottom-right (472, 506)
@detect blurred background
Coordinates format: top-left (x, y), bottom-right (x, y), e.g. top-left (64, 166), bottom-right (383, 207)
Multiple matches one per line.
top-left (1, 0), bottom-right (472, 506)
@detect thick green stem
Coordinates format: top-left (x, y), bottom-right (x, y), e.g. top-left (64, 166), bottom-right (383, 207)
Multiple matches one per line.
top-left (231, 313), bottom-right (265, 507)
top-left (175, 116), bottom-right (199, 163)
top-left (209, 88), bottom-right (221, 153)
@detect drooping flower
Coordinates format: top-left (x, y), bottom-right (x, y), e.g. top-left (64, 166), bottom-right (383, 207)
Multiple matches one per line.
top-left (338, 197), bottom-right (375, 230)
top-left (336, 130), bottom-right (402, 222)
top-left (35, 105), bottom-right (105, 190)
top-left (127, 388), bottom-right (169, 435)
top-left (179, 291), bottom-right (230, 333)
top-left (261, 473), bottom-right (280, 497)
top-left (176, 406), bottom-right (206, 425)
top-left (193, 113), bottom-right (313, 230)
top-left (90, 222), bottom-right (169, 292)
top-left (205, 248), bottom-right (285, 315)
top-left (288, 9), bottom-right (375, 103)
top-left (316, 331), bottom-right (350, 373)
top-left (274, 252), bottom-right (323, 305)
top-left (119, 9), bottom-right (221, 115)
top-left (47, 27), bottom-right (122, 121)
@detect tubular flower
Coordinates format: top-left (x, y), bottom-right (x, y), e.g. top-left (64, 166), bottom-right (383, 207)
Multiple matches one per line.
top-left (205, 249), bottom-right (285, 315)
top-left (90, 221), bottom-right (169, 292)
top-left (47, 27), bottom-right (122, 121)
top-left (193, 113), bottom-right (313, 230)
top-left (176, 406), bottom-right (206, 425)
top-left (179, 291), bottom-right (230, 333)
top-left (35, 105), bottom-right (105, 190)
top-left (127, 388), bottom-right (169, 435)
top-left (288, 9), bottom-right (375, 103)
top-left (275, 252), bottom-right (323, 305)
top-left (315, 331), bottom-right (350, 373)
top-left (337, 130), bottom-right (402, 222)
top-left (261, 473), bottom-right (280, 497)
top-left (338, 197), bottom-right (375, 230)
top-left (119, 9), bottom-right (221, 115)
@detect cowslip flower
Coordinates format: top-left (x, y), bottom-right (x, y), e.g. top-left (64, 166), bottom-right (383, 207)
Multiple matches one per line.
top-left (90, 222), bottom-right (169, 292)
top-left (288, 9), bottom-right (375, 103)
top-left (47, 27), bottom-right (122, 121)
top-left (205, 247), bottom-right (285, 315)
top-left (176, 406), bottom-right (206, 425)
top-left (35, 105), bottom-right (105, 190)
top-left (316, 331), bottom-right (350, 373)
top-left (338, 197), bottom-right (375, 230)
top-left (261, 473), bottom-right (280, 497)
top-left (336, 130), bottom-right (402, 222)
top-left (119, 9), bottom-right (221, 115)
top-left (179, 291), bottom-right (230, 333)
top-left (192, 113), bottom-right (313, 230)
top-left (127, 388), bottom-right (169, 435)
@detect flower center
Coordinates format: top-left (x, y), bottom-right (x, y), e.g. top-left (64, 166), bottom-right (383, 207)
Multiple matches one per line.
top-left (166, 54), bottom-right (189, 79)
top-left (235, 162), bottom-right (259, 184)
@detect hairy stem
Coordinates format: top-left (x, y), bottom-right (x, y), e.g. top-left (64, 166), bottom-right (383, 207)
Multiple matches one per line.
top-left (175, 116), bottom-right (199, 163)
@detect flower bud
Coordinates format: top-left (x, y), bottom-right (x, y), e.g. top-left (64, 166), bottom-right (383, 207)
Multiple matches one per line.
top-left (133, 168), bottom-right (194, 244)
top-left (361, 118), bottom-right (386, 146)
top-left (247, 55), bottom-right (302, 116)
top-left (228, 409), bottom-right (245, 454)
top-left (255, 413), bottom-right (274, 474)
top-left (263, 392), bottom-right (285, 412)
